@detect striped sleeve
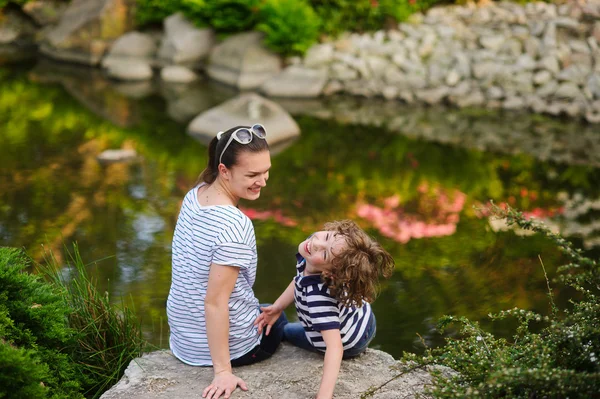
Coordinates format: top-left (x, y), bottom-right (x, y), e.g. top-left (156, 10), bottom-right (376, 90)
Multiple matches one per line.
top-left (213, 217), bottom-right (254, 269)
top-left (306, 286), bottom-right (340, 332)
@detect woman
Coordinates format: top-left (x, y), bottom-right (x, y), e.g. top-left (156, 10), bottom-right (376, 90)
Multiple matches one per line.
top-left (167, 124), bottom-right (287, 399)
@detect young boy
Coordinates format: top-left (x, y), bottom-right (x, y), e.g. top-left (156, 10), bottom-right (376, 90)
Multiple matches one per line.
top-left (255, 220), bottom-right (394, 399)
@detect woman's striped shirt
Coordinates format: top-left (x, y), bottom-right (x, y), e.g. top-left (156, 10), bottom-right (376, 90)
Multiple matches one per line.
top-left (293, 255), bottom-right (372, 352)
top-left (167, 185), bottom-right (261, 366)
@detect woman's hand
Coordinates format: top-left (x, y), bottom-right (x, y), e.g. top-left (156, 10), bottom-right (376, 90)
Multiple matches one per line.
top-left (254, 304), bottom-right (283, 335)
top-left (202, 371), bottom-right (248, 399)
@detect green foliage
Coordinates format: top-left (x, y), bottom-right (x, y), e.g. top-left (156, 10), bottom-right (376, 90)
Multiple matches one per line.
top-left (257, 0), bottom-right (321, 56)
top-left (373, 205), bottom-right (600, 398)
top-left (0, 245), bottom-right (146, 399)
top-left (0, 247), bottom-right (84, 399)
top-left (42, 245), bottom-right (147, 397)
top-left (198, 0), bottom-right (261, 32)
top-left (135, 0), bottom-right (183, 25)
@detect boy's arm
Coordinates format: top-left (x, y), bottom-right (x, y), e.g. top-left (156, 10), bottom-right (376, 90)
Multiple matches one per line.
top-left (316, 329), bottom-right (344, 399)
top-left (255, 280), bottom-right (296, 335)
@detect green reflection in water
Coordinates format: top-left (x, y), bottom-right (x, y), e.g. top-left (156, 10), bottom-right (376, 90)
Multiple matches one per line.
top-left (1, 64), bottom-right (599, 358)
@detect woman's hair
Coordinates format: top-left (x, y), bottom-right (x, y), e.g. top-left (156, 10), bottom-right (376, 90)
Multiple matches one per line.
top-left (320, 220), bottom-right (395, 308)
top-left (194, 125), bottom-right (270, 185)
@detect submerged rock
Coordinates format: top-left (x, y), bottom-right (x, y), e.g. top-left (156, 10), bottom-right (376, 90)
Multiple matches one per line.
top-left (100, 344), bottom-right (439, 399)
top-left (187, 93), bottom-right (300, 146)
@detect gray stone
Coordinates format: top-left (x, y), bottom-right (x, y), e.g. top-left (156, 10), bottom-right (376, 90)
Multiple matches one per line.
top-left (445, 69), bottom-right (461, 86)
top-left (537, 80), bottom-right (559, 97)
top-left (108, 31), bottom-right (157, 59)
top-left (554, 82), bottom-right (582, 100)
top-left (331, 63), bottom-right (359, 81)
top-left (303, 44), bottom-right (334, 68)
top-left (97, 149), bottom-right (138, 164)
top-left (524, 36), bottom-right (541, 58)
top-left (0, 9), bottom-right (36, 45)
top-left (487, 86), bottom-right (504, 100)
top-left (260, 66), bottom-right (328, 98)
top-left (41, 0), bottom-right (135, 65)
top-left (161, 65), bottom-right (198, 83)
top-left (557, 64), bottom-right (590, 85)
top-left (588, 73), bottom-right (600, 99)
top-left (533, 70), bottom-right (553, 85)
top-left (503, 96), bottom-right (526, 110)
top-left (538, 55), bottom-right (560, 75)
top-left (455, 90), bottom-right (485, 107)
top-left (187, 93), bottom-right (299, 146)
top-left (382, 86), bottom-right (398, 100)
top-left (106, 60), bottom-right (153, 81)
top-left (100, 346), bottom-right (440, 399)
top-left (416, 86), bottom-right (449, 104)
top-left (514, 54), bottom-right (537, 71)
top-left (543, 22), bottom-right (557, 48)
top-left (206, 31), bottom-right (281, 90)
top-left (570, 39), bottom-right (590, 54)
top-left (158, 13), bottom-right (214, 66)
top-left (322, 80), bottom-right (343, 96)
top-left (366, 56), bottom-right (389, 76)
top-left (480, 35), bottom-right (505, 51)
top-left (22, 0), bottom-right (68, 26)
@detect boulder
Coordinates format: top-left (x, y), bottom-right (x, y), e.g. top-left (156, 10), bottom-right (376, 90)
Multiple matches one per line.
top-left (101, 31), bottom-right (157, 69)
top-left (187, 93), bottom-right (300, 146)
top-left (0, 9), bottom-right (37, 45)
top-left (40, 0), bottom-right (135, 65)
top-left (206, 31), bottom-right (281, 90)
top-left (106, 60), bottom-right (153, 81)
top-left (22, 0), bottom-right (68, 26)
top-left (99, 345), bottom-right (440, 399)
top-left (158, 13), bottom-right (214, 66)
top-left (260, 66), bottom-right (328, 98)
top-left (303, 43), bottom-right (334, 68)
top-left (160, 65), bottom-right (198, 83)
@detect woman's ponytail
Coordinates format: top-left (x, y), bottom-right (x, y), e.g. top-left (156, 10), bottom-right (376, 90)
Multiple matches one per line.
top-left (194, 136), bottom-right (219, 186)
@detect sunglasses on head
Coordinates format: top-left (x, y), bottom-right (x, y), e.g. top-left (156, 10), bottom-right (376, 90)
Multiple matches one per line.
top-left (217, 124), bottom-right (267, 166)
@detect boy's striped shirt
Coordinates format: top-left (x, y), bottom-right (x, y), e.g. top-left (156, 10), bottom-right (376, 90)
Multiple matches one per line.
top-left (167, 185), bottom-right (261, 366)
top-left (293, 255), bottom-right (372, 351)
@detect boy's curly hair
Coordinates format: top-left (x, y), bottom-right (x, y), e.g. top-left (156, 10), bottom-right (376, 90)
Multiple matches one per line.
top-left (320, 220), bottom-right (395, 308)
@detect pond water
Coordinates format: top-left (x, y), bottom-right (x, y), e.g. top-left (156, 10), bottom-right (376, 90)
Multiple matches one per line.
top-left (1, 60), bottom-right (600, 358)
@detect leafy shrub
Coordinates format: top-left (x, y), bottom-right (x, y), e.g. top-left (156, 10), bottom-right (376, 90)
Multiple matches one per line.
top-left (364, 204), bottom-right (600, 398)
top-left (0, 246), bottom-right (146, 399)
top-left (194, 0), bottom-right (261, 32)
top-left (257, 0), bottom-right (321, 56)
top-left (0, 247), bottom-right (84, 399)
top-left (135, 0), bottom-right (184, 26)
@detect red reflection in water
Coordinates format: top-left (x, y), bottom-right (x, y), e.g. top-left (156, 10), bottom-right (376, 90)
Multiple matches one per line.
top-left (239, 206), bottom-right (297, 227)
top-left (357, 185), bottom-right (467, 243)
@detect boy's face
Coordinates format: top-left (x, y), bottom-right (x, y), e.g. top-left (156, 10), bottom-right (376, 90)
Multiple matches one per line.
top-left (298, 230), bottom-right (347, 274)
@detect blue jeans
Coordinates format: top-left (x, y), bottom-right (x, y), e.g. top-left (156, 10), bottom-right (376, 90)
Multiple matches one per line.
top-left (231, 303), bottom-right (287, 367)
top-left (283, 312), bottom-right (376, 359)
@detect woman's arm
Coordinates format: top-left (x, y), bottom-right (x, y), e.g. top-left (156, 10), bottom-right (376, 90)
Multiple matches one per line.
top-left (316, 329), bottom-right (344, 399)
top-left (255, 280), bottom-right (296, 335)
top-left (203, 263), bottom-right (248, 399)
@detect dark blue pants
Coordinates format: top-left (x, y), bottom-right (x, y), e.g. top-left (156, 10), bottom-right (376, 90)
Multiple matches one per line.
top-left (283, 312), bottom-right (376, 359)
top-left (230, 303), bottom-right (288, 367)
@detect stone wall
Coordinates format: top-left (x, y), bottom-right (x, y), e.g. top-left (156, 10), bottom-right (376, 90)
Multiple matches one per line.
top-left (288, 0), bottom-right (600, 123)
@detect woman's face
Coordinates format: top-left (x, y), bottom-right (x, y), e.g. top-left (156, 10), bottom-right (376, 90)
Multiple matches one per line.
top-left (226, 150), bottom-right (271, 201)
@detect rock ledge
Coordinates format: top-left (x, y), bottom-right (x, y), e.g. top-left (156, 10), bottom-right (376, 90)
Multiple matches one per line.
top-left (100, 343), bottom-right (436, 399)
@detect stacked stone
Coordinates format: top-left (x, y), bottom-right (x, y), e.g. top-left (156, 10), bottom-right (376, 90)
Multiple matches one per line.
top-left (297, 1), bottom-right (600, 123)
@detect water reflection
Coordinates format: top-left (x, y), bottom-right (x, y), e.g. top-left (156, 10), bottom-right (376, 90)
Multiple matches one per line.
top-left (1, 61), bottom-right (599, 358)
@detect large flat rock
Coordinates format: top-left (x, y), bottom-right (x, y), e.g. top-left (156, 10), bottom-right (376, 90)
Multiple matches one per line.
top-left (100, 343), bottom-right (436, 399)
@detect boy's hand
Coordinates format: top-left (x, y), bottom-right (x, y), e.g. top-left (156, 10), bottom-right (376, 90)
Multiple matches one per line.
top-left (254, 304), bottom-right (283, 336)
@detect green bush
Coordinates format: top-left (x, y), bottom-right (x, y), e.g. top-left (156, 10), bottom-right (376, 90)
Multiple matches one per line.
top-left (135, 0), bottom-right (184, 26)
top-left (197, 0), bottom-right (261, 33)
top-left (258, 0), bottom-right (321, 56)
top-left (364, 204), bottom-right (600, 398)
top-left (0, 247), bottom-right (84, 399)
top-left (0, 246), bottom-right (146, 399)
